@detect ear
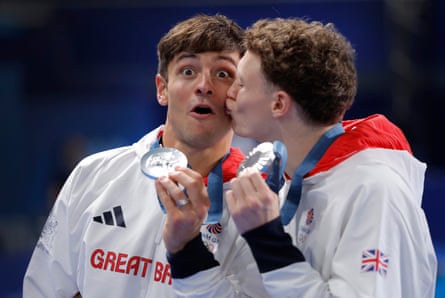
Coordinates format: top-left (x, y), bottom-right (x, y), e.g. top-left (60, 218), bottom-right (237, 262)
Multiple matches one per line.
top-left (271, 90), bottom-right (292, 118)
top-left (155, 74), bottom-right (168, 106)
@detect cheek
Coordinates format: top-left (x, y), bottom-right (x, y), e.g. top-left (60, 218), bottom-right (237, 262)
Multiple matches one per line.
top-left (237, 95), bottom-right (261, 115)
top-left (169, 79), bottom-right (191, 95)
top-left (237, 102), bottom-right (263, 130)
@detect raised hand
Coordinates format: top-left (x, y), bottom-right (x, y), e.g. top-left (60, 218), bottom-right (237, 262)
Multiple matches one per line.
top-left (226, 168), bottom-right (280, 235)
top-left (155, 167), bottom-right (210, 253)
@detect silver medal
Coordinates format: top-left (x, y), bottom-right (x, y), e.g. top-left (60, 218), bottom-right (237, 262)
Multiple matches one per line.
top-left (237, 142), bottom-right (275, 176)
top-left (141, 147), bottom-right (188, 179)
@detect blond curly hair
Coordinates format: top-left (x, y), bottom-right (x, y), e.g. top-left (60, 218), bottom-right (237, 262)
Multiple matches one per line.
top-left (245, 18), bottom-right (357, 125)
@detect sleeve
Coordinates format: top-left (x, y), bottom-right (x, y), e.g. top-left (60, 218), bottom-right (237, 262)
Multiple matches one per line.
top-left (23, 168), bottom-right (81, 298)
top-left (167, 185), bottom-right (270, 297)
top-left (168, 237), bottom-right (269, 298)
top-left (167, 234), bottom-right (220, 278)
top-left (245, 169), bottom-right (437, 298)
top-left (243, 219), bottom-right (332, 297)
top-left (242, 217), bottom-right (305, 273)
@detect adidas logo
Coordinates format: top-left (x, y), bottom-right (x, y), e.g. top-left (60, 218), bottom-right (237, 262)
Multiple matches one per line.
top-left (93, 206), bottom-right (126, 228)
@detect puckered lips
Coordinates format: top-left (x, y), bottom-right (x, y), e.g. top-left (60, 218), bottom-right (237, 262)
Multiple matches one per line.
top-left (224, 102), bottom-right (233, 119)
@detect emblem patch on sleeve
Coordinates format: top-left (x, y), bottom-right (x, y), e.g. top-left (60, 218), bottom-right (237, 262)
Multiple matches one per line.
top-left (36, 213), bottom-right (59, 254)
top-left (361, 249), bottom-right (389, 277)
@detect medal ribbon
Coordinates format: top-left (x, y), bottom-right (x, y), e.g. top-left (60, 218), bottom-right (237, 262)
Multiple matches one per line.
top-left (265, 141), bottom-right (287, 194)
top-left (149, 139), bottom-right (224, 224)
top-left (279, 123), bottom-right (344, 225)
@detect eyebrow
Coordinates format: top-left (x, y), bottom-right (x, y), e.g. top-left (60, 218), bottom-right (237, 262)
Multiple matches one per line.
top-left (217, 55), bottom-right (238, 68)
top-left (174, 52), bottom-right (238, 67)
top-left (175, 52), bottom-right (197, 62)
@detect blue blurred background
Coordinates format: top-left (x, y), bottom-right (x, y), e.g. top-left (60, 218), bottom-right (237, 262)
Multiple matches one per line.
top-left (1, 0), bottom-right (444, 297)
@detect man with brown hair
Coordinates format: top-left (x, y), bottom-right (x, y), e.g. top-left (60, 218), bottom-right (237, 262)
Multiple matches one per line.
top-left (24, 14), bottom-right (267, 297)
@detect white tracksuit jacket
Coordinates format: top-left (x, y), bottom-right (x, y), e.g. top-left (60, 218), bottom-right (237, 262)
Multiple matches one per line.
top-left (252, 114), bottom-right (437, 297)
top-left (171, 114), bottom-right (437, 297)
top-left (23, 125), bottom-right (268, 298)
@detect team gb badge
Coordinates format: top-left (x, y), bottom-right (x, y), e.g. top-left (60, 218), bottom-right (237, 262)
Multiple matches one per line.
top-left (297, 208), bottom-right (315, 246)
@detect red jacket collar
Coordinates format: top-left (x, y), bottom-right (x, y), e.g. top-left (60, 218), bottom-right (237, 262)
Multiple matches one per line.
top-left (307, 114), bottom-right (412, 177)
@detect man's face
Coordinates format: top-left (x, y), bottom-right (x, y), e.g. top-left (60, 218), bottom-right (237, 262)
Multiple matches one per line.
top-left (226, 51), bottom-right (276, 142)
top-left (157, 51), bottom-right (239, 149)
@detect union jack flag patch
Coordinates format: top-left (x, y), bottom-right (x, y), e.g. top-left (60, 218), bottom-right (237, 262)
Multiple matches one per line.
top-left (361, 249), bottom-right (389, 277)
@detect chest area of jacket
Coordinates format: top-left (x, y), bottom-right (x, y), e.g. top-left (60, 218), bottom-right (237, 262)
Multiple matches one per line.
top-left (80, 183), bottom-right (233, 276)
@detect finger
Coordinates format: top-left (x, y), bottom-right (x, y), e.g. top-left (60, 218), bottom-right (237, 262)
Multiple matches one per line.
top-left (230, 177), bottom-right (243, 200)
top-left (176, 198), bottom-right (190, 208)
top-left (156, 176), bottom-right (189, 211)
top-left (248, 171), bottom-right (280, 207)
top-left (225, 189), bottom-right (236, 210)
top-left (173, 166), bottom-right (201, 179)
top-left (225, 188), bottom-right (242, 216)
top-left (168, 168), bottom-right (208, 207)
top-left (229, 176), bottom-right (246, 202)
top-left (249, 170), bottom-right (271, 194)
top-left (155, 177), bottom-right (176, 212)
top-left (236, 170), bottom-right (260, 203)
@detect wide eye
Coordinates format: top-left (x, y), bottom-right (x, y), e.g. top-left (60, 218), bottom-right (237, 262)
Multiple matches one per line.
top-left (216, 70), bottom-right (231, 79)
top-left (181, 68), bottom-right (195, 76)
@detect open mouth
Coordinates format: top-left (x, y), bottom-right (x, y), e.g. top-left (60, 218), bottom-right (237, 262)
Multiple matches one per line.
top-left (192, 105), bottom-right (214, 115)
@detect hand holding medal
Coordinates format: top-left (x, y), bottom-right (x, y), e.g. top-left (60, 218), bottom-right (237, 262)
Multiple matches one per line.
top-left (141, 147), bottom-right (191, 207)
top-left (225, 141), bottom-right (287, 234)
top-left (141, 147), bottom-right (209, 253)
top-left (237, 141), bottom-right (287, 193)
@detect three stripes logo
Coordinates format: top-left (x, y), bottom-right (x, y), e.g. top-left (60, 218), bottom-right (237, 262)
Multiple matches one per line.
top-left (93, 206), bottom-right (126, 228)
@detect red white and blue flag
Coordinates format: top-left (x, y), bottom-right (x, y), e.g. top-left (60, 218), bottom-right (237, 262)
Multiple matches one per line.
top-left (361, 249), bottom-right (389, 277)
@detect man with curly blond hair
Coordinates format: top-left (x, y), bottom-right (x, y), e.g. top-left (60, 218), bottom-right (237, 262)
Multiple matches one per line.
top-left (225, 18), bottom-right (437, 297)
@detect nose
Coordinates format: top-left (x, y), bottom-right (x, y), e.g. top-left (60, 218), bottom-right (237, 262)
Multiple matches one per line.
top-left (196, 73), bottom-right (213, 95)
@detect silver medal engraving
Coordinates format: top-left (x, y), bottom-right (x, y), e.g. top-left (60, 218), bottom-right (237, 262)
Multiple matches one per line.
top-left (237, 142), bottom-right (275, 176)
top-left (141, 148), bottom-right (188, 179)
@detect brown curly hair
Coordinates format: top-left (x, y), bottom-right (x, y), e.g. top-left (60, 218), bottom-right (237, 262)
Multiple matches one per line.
top-left (245, 18), bottom-right (357, 125)
top-left (157, 14), bottom-right (245, 80)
